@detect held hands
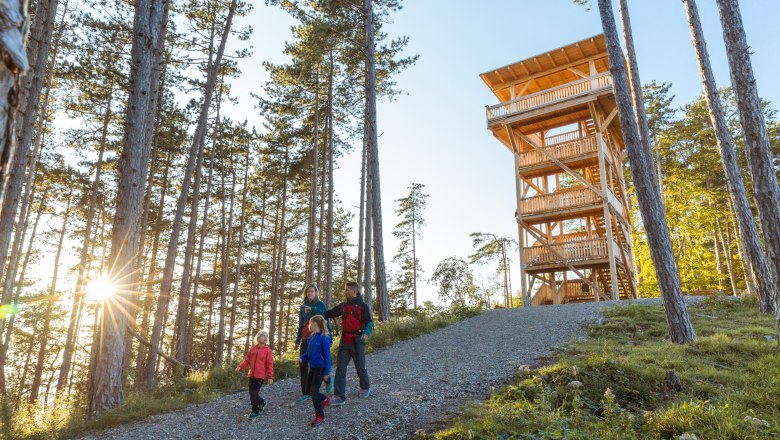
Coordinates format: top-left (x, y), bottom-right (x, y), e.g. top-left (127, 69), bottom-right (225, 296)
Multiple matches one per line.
top-left (361, 334), bottom-right (369, 342)
top-left (303, 305), bottom-right (311, 313)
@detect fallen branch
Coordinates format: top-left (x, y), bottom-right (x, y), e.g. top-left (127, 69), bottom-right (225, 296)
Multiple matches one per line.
top-left (126, 326), bottom-right (190, 369)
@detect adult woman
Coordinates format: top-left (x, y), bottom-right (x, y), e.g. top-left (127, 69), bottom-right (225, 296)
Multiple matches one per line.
top-left (294, 284), bottom-right (329, 401)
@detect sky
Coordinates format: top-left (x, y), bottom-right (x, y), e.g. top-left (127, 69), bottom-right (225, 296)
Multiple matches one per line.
top-left (214, 0), bottom-right (780, 306)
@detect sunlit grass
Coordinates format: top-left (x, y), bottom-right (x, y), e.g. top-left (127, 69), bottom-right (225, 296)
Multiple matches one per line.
top-left (427, 296), bottom-right (780, 439)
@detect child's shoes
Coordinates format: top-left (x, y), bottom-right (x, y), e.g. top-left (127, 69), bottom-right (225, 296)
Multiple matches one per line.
top-left (311, 414), bottom-right (325, 427)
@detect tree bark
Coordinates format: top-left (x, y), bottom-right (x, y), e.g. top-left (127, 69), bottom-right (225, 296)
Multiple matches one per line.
top-left (325, 50), bottom-right (335, 307)
top-left (716, 0), bottom-right (780, 318)
top-left (598, 0), bottom-right (695, 343)
top-left (0, 0), bottom-right (46, 281)
top-left (682, 0), bottom-right (775, 313)
top-left (306, 75), bottom-right (320, 285)
top-left (87, 0), bottom-right (168, 417)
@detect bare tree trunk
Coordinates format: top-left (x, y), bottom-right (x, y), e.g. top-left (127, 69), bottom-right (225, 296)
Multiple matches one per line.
top-left (716, 0), bottom-right (780, 319)
top-left (306, 75), bottom-right (320, 285)
top-left (598, 0), bottom-right (695, 343)
top-left (29, 193), bottom-right (70, 402)
top-left (365, 0), bottom-right (389, 321)
top-left (618, 0), bottom-right (659, 191)
top-left (146, 0), bottom-right (237, 385)
top-left (227, 152), bottom-right (249, 361)
top-left (363, 143), bottom-right (373, 311)
top-left (325, 50), bottom-right (335, 307)
top-left (135, 156), bottom-right (169, 375)
top-left (269, 148), bottom-right (289, 351)
top-left (58, 93), bottom-right (111, 391)
top-left (0, 0), bottom-right (47, 280)
top-left (683, 0), bottom-right (774, 313)
top-left (0, 0), bottom-right (29, 223)
top-left (87, 0), bottom-right (168, 417)
top-left (222, 156), bottom-right (238, 362)
top-left (186, 134), bottom-right (218, 363)
top-left (357, 138), bottom-right (367, 287)
top-left (317, 143), bottom-right (326, 287)
top-left (717, 217), bottom-right (739, 296)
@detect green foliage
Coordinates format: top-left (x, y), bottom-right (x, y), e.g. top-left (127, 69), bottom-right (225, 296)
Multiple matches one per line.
top-left (428, 297), bottom-right (780, 439)
top-left (431, 257), bottom-right (483, 308)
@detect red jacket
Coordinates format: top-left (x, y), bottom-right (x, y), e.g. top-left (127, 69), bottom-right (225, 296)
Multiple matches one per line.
top-left (238, 344), bottom-right (274, 380)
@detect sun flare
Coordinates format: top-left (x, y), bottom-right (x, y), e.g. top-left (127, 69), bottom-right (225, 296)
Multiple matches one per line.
top-left (85, 276), bottom-right (116, 302)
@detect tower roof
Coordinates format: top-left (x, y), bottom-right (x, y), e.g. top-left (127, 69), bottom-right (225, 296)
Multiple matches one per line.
top-left (480, 34), bottom-right (609, 102)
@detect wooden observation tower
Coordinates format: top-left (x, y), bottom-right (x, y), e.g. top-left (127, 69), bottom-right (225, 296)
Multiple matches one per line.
top-left (480, 34), bottom-right (637, 306)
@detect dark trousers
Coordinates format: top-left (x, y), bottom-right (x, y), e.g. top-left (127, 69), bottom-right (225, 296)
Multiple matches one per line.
top-left (334, 342), bottom-right (370, 399)
top-left (248, 378), bottom-right (265, 413)
top-left (299, 339), bottom-right (309, 395)
top-left (306, 367), bottom-right (327, 417)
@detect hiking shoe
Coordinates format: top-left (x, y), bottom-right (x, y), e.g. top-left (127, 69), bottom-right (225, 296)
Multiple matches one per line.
top-left (311, 414), bottom-right (325, 427)
top-left (322, 396), bottom-right (331, 409)
top-left (297, 394), bottom-right (311, 402)
top-left (248, 411), bottom-right (261, 420)
top-left (359, 388), bottom-right (371, 398)
top-left (258, 401), bottom-right (267, 415)
top-left (330, 396), bottom-right (346, 406)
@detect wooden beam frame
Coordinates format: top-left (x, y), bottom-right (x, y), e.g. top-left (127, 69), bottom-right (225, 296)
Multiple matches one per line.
top-left (520, 220), bottom-right (605, 298)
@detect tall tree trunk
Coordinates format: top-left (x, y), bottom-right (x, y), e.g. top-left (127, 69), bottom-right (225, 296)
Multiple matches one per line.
top-left (363, 144), bottom-right (373, 311)
top-left (135, 156), bottom-right (170, 375)
top-left (716, 0), bottom-right (780, 318)
top-left (0, 0), bottom-right (30, 219)
top-left (325, 50), bottom-right (335, 307)
top-left (682, 0), bottom-right (774, 312)
top-left (365, 0), bottom-right (389, 321)
top-left (411, 203), bottom-right (417, 309)
top-left (146, 0), bottom-right (237, 385)
top-left (597, 0), bottom-right (695, 343)
top-left (29, 193), bottom-right (70, 402)
top-left (220, 153), bottom-right (237, 363)
top-left (0, 0), bottom-right (48, 280)
top-left (226, 152), bottom-right (249, 361)
top-left (306, 75), bottom-right (320, 285)
top-left (87, 0), bottom-right (168, 417)
top-left (357, 138), bottom-right (367, 287)
top-left (58, 93), bottom-right (111, 391)
top-left (617, 0), bottom-right (659, 191)
top-left (174, 90), bottom-right (219, 364)
top-left (269, 148), bottom-right (289, 351)
top-left (317, 143), bottom-right (326, 287)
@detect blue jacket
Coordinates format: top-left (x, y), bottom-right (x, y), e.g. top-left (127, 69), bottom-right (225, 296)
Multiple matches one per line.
top-left (295, 299), bottom-right (331, 345)
top-left (300, 332), bottom-right (332, 375)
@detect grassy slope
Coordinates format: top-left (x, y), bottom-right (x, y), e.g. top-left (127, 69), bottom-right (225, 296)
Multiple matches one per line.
top-left (8, 307), bottom-right (480, 440)
top-left (429, 296), bottom-right (780, 440)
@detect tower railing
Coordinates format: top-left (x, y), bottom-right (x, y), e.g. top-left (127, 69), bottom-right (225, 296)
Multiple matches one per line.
top-left (486, 72), bottom-right (612, 123)
top-left (523, 238), bottom-right (609, 266)
top-left (518, 134), bottom-right (598, 168)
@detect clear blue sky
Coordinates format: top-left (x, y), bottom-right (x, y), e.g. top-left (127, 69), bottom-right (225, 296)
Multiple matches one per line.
top-left (225, 0), bottom-right (780, 305)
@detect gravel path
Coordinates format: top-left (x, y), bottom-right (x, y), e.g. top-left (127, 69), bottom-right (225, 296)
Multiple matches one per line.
top-left (82, 297), bottom-right (700, 440)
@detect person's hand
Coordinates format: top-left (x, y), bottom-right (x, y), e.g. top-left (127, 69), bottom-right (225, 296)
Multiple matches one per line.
top-left (267, 379), bottom-right (273, 385)
top-left (296, 358), bottom-right (301, 365)
top-left (294, 343), bottom-right (299, 350)
top-left (323, 375), bottom-right (329, 380)
top-left (303, 305), bottom-right (311, 313)
top-left (361, 334), bottom-right (369, 342)
top-left (235, 366), bottom-right (241, 372)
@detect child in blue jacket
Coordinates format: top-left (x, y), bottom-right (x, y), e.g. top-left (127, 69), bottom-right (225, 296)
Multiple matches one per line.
top-left (297, 314), bottom-right (331, 427)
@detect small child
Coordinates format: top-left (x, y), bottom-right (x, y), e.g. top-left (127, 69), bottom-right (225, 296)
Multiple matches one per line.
top-left (236, 330), bottom-right (274, 419)
top-left (297, 315), bottom-right (331, 427)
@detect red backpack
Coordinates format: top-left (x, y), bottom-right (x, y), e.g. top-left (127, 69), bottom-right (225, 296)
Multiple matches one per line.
top-left (341, 303), bottom-right (364, 344)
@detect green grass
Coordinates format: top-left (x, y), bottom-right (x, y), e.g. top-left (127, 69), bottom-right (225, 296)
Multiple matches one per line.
top-left (428, 296), bottom-right (780, 440)
top-left (4, 306), bottom-right (481, 440)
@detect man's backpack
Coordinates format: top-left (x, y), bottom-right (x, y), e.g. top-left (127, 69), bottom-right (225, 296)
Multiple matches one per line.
top-left (341, 303), bottom-right (364, 344)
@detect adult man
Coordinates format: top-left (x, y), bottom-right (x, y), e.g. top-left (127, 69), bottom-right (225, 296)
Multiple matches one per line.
top-left (324, 281), bottom-right (373, 405)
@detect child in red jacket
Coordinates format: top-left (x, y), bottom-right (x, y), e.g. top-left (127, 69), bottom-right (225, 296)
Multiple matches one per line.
top-left (236, 330), bottom-right (274, 419)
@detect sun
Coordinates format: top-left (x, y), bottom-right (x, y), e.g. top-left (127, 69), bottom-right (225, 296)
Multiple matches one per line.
top-left (85, 276), bottom-right (116, 302)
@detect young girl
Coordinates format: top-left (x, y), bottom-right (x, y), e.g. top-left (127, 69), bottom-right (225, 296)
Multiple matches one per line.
top-left (236, 330), bottom-right (274, 419)
top-left (294, 284), bottom-right (332, 401)
top-left (297, 315), bottom-right (331, 427)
